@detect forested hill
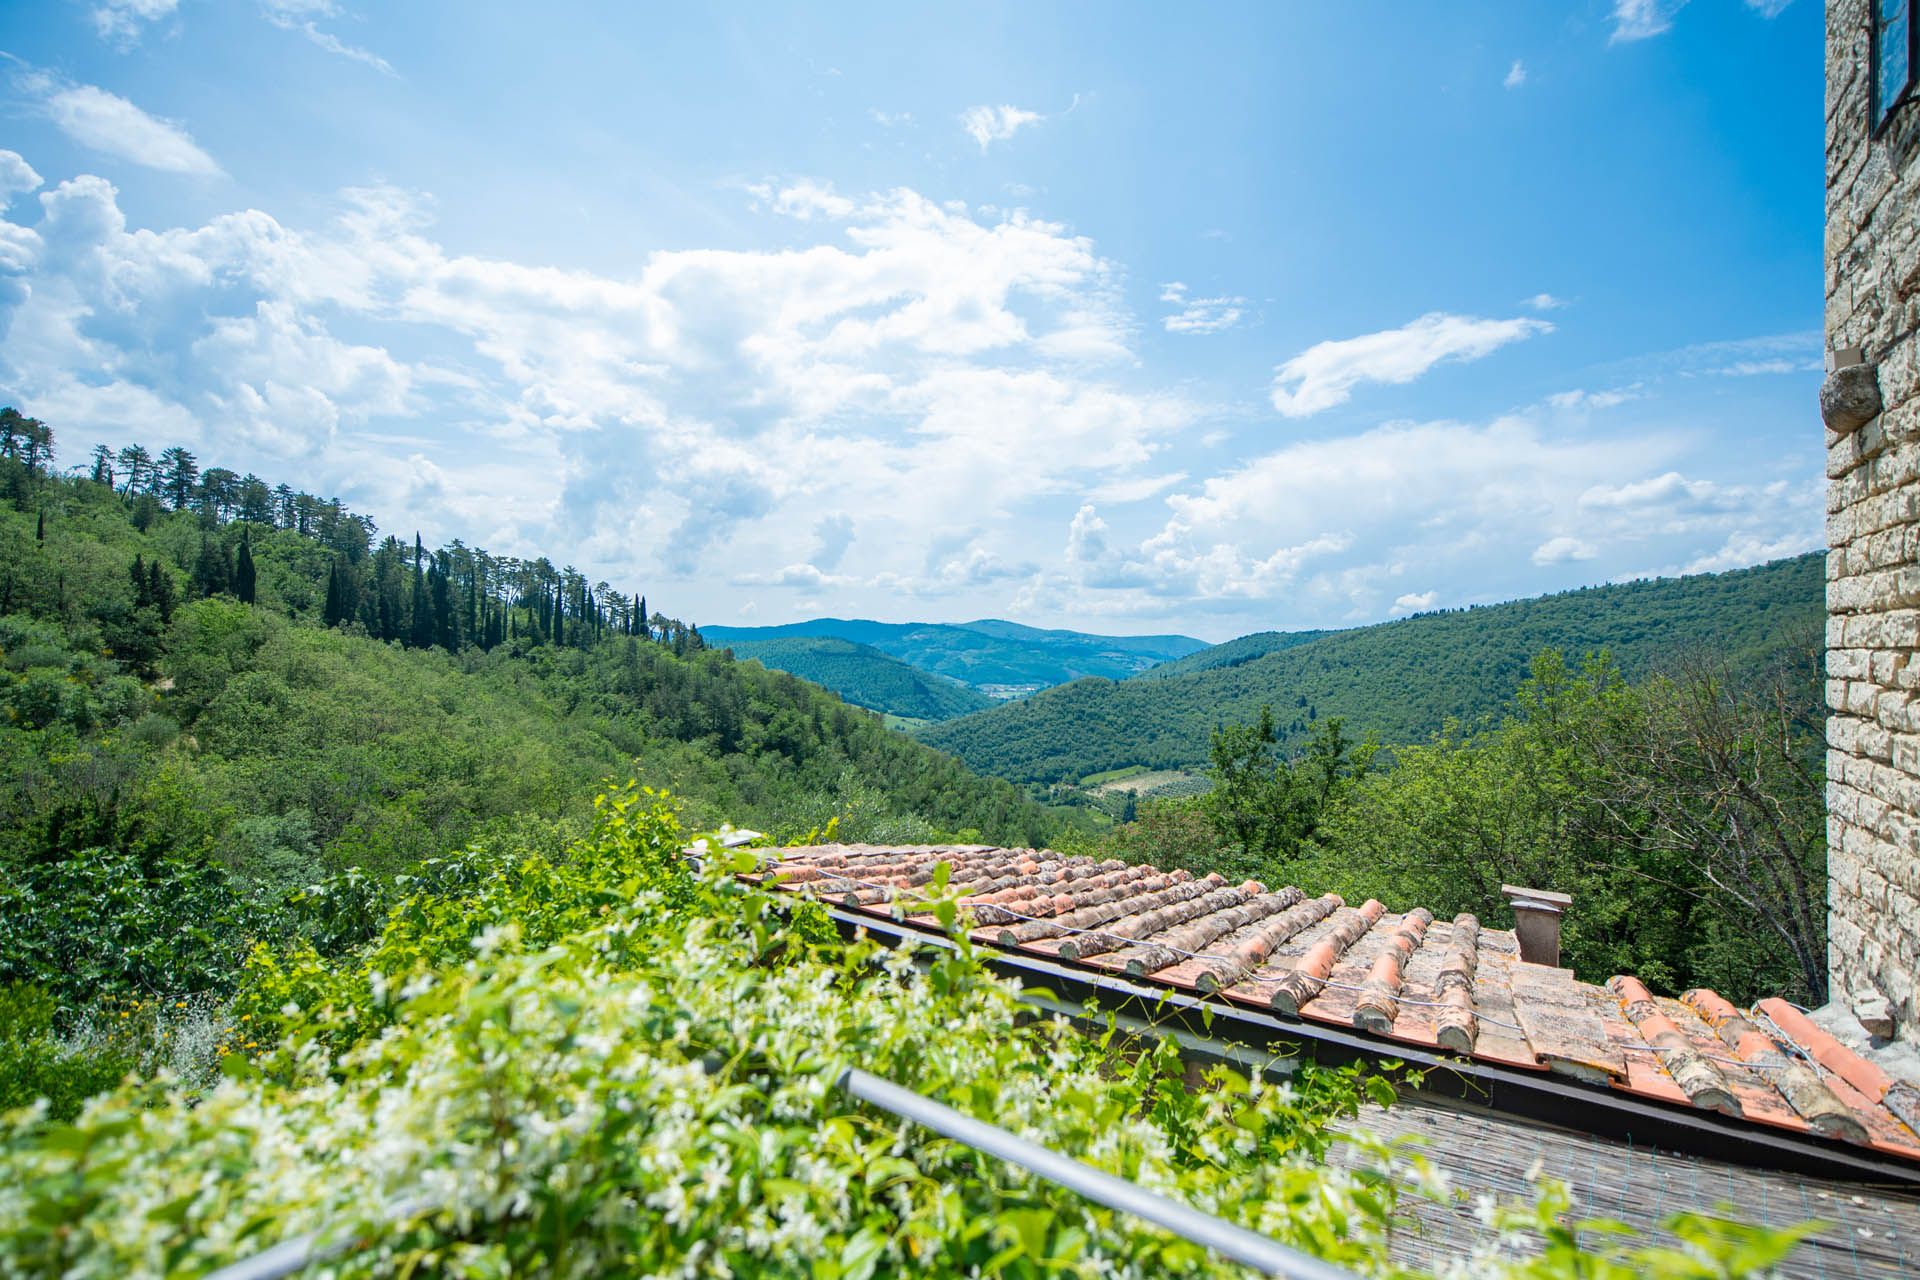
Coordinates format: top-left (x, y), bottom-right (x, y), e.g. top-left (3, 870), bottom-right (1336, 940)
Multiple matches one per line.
top-left (916, 553), bottom-right (1824, 783)
top-left (0, 412), bottom-right (1063, 915)
top-left (721, 636), bottom-right (994, 721)
top-left (700, 617), bottom-right (1206, 694)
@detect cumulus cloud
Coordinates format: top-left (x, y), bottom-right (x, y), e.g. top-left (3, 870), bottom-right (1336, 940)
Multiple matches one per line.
top-left (960, 104), bottom-right (1043, 151)
top-left (1504, 60), bottom-right (1527, 89)
top-left (1391, 590), bottom-right (1439, 615)
top-left (1269, 312), bottom-right (1551, 418)
top-left (1531, 536), bottom-right (1595, 565)
top-left (1160, 281), bottom-right (1245, 335)
top-left (0, 151), bottom-right (43, 212)
top-left (14, 71), bottom-right (221, 176)
top-left (0, 158), bottom-right (1196, 610)
top-left (91, 0), bottom-right (179, 46)
top-left (1525, 292), bottom-right (1565, 310)
top-left (1610, 0), bottom-right (1687, 43)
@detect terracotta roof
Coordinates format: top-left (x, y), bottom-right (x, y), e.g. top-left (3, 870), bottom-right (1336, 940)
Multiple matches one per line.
top-left (750, 843), bottom-right (1920, 1166)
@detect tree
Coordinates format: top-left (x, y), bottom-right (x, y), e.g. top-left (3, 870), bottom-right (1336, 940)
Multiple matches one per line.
top-left (158, 447), bottom-right (200, 511)
top-left (147, 560), bottom-right (176, 623)
top-left (116, 444), bottom-right (153, 497)
top-left (322, 560), bottom-right (346, 627)
top-left (1201, 708), bottom-right (1374, 871)
top-left (1569, 644), bottom-right (1829, 1003)
top-left (192, 535), bottom-right (231, 598)
top-left (88, 445), bottom-right (113, 488)
top-left (235, 527), bottom-right (257, 605)
top-left (408, 534), bottom-right (433, 649)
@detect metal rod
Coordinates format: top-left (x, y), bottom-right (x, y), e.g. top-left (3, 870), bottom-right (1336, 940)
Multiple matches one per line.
top-left (839, 1066), bottom-right (1358, 1280)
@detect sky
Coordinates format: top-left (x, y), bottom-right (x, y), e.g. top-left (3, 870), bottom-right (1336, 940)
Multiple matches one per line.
top-left (0, 0), bottom-right (1825, 642)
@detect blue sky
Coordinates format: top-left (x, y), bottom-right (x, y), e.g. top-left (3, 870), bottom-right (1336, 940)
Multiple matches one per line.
top-left (0, 0), bottom-right (1822, 640)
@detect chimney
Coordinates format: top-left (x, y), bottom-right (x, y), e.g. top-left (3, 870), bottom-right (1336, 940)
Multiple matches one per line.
top-left (1502, 884), bottom-right (1572, 967)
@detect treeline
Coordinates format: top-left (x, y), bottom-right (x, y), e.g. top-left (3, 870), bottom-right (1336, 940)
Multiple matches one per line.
top-left (5, 406), bottom-right (703, 664)
top-left (919, 552), bottom-right (1826, 783)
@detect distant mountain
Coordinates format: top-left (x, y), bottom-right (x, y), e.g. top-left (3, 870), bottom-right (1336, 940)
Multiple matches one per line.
top-left (722, 636), bottom-right (995, 721)
top-left (699, 618), bottom-right (1207, 694)
top-left (915, 554), bottom-right (1823, 783)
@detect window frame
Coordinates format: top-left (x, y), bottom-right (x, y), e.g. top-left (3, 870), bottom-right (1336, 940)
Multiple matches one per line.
top-left (1873, 0), bottom-right (1919, 137)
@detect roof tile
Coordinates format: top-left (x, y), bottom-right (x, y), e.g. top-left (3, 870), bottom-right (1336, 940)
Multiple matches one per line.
top-left (748, 843), bottom-right (1920, 1163)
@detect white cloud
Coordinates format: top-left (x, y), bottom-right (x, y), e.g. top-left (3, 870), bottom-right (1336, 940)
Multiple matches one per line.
top-left (1610, 0), bottom-right (1688, 43)
top-left (1159, 281), bottom-right (1245, 335)
top-left (1546, 386), bottom-right (1640, 410)
top-left (259, 0), bottom-right (395, 75)
top-left (1504, 60), bottom-right (1527, 89)
top-left (16, 72), bottom-right (221, 176)
top-left (1525, 292), bottom-right (1565, 310)
top-left (768, 178), bottom-right (855, 221)
top-left (0, 151), bottom-right (43, 213)
top-left (1532, 536), bottom-right (1595, 565)
top-left (91, 0), bottom-right (179, 46)
top-left (1711, 358), bottom-right (1818, 376)
top-left (0, 157), bottom-right (1195, 609)
top-left (868, 109), bottom-right (912, 127)
top-left (1744, 0), bottom-right (1792, 16)
top-left (1269, 312), bottom-right (1551, 417)
top-left (1391, 590), bottom-right (1439, 615)
top-left (960, 104), bottom-right (1043, 152)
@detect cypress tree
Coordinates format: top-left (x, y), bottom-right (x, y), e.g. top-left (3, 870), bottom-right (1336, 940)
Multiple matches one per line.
top-left (131, 555), bottom-right (149, 608)
top-left (235, 527), bottom-right (257, 604)
top-left (35, 510), bottom-right (44, 543)
top-left (322, 561), bottom-right (345, 627)
top-left (408, 534), bottom-right (432, 649)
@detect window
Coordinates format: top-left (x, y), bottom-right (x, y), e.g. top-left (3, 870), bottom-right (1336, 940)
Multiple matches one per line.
top-left (1876, 0), bottom-right (1917, 134)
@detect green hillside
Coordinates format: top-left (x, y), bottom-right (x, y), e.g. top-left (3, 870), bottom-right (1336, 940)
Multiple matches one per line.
top-left (917, 554), bottom-right (1824, 783)
top-left (699, 616), bottom-right (1206, 693)
top-left (721, 635), bottom-right (995, 720)
top-left (0, 419), bottom-right (1064, 954)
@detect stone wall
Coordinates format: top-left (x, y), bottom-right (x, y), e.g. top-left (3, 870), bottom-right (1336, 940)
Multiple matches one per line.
top-left (1825, 0), bottom-right (1920, 1041)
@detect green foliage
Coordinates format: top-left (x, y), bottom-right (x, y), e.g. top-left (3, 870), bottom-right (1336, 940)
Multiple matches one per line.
top-left (0, 784), bottom-right (1817, 1277)
top-left (1300, 651), bottom-right (1826, 1003)
top-left (1201, 712), bottom-right (1375, 877)
top-left (0, 846), bottom-right (272, 1010)
top-left (0, 985), bottom-right (133, 1124)
top-left (724, 635), bottom-right (995, 720)
top-left (919, 554), bottom-right (1823, 783)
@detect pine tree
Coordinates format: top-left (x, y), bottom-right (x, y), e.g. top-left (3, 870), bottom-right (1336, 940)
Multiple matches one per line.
top-left (88, 444), bottom-right (113, 488)
top-left (235, 527), bottom-right (257, 604)
top-left (130, 555), bottom-right (149, 608)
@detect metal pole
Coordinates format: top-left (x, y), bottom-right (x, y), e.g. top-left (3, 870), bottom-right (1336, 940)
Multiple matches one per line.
top-left (839, 1067), bottom-right (1358, 1280)
top-left (203, 1075), bottom-right (1356, 1280)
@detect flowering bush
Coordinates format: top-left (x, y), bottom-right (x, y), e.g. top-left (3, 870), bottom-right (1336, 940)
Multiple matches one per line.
top-left (0, 784), bottom-right (1813, 1278)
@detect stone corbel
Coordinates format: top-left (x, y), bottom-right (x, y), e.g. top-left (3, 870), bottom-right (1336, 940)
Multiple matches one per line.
top-left (1821, 347), bottom-right (1882, 435)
